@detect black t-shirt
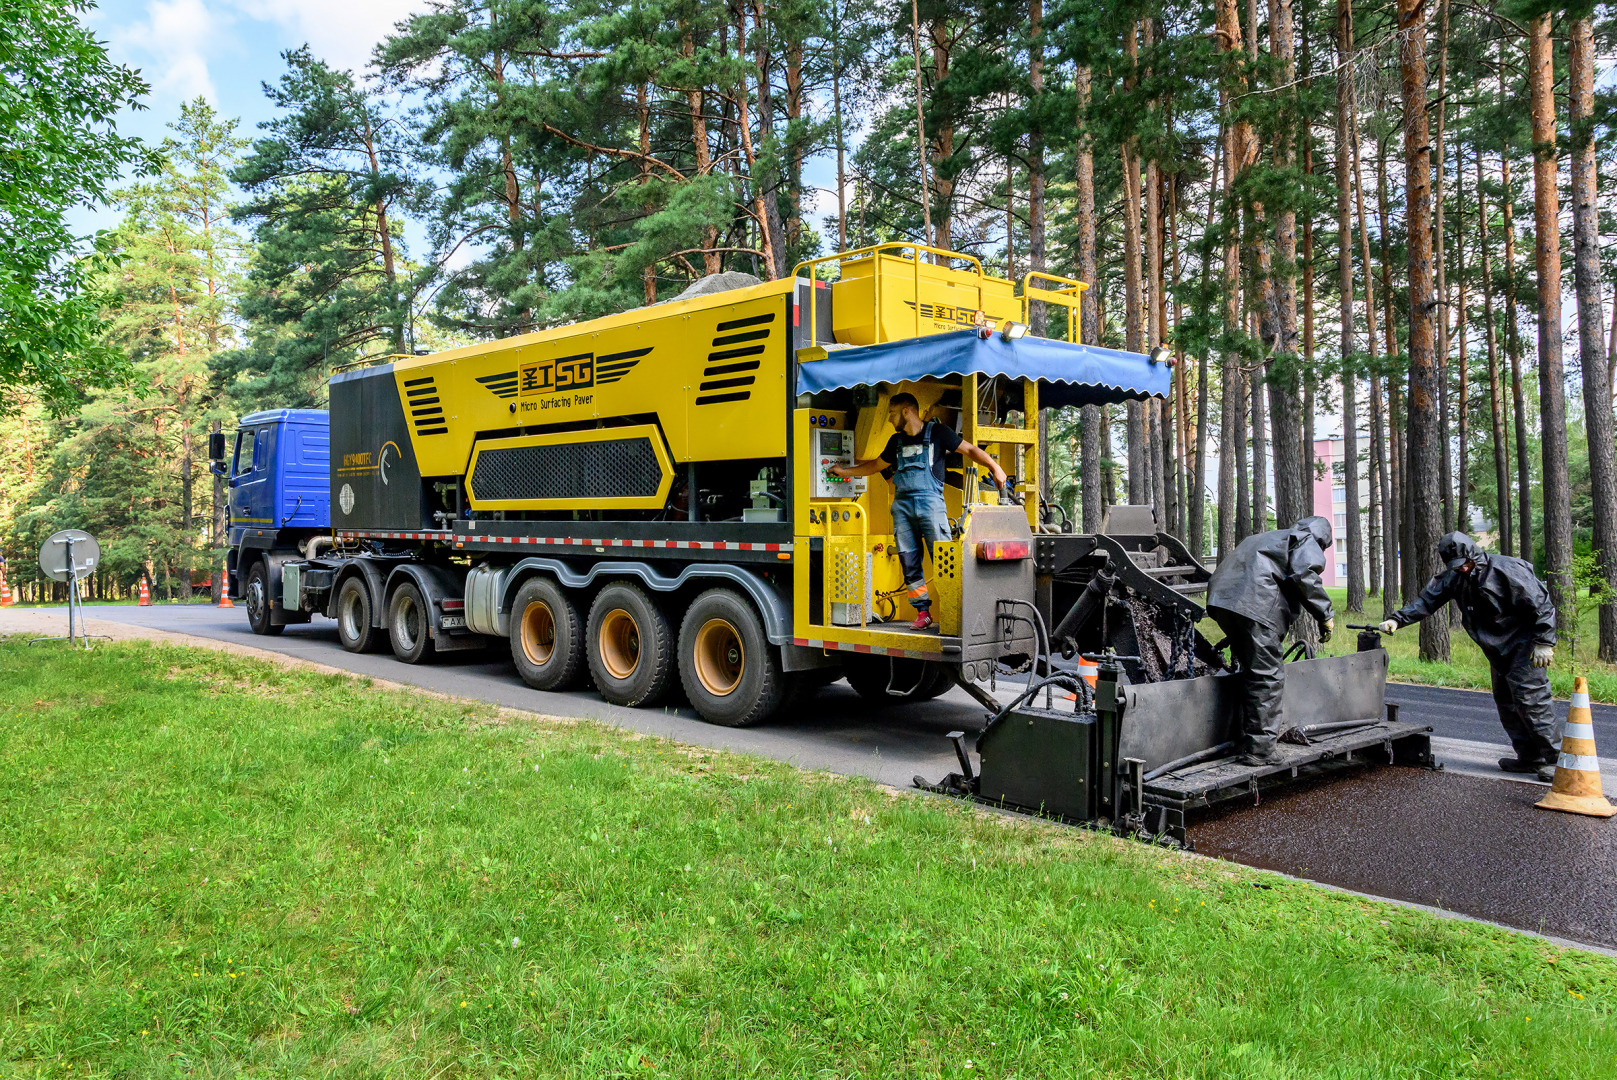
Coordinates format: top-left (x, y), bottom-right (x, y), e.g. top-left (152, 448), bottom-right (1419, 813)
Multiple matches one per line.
top-left (880, 421), bottom-right (963, 488)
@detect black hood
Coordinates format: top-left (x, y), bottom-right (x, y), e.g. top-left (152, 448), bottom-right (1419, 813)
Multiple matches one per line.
top-left (1294, 515), bottom-right (1334, 551)
top-left (1438, 531), bottom-right (1485, 571)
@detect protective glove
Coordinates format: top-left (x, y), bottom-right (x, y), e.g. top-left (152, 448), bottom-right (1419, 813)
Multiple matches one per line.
top-left (1320, 618), bottom-right (1334, 643)
top-left (1531, 644), bottom-right (1554, 669)
top-left (1378, 619), bottom-right (1399, 635)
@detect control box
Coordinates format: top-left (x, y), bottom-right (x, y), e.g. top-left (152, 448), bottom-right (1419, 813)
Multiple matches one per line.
top-left (813, 428), bottom-right (866, 499)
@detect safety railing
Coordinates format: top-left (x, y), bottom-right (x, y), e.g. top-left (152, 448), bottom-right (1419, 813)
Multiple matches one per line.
top-left (791, 242), bottom-right (988, 353)
top-left (1019, 271), bottom-right (1087, 344)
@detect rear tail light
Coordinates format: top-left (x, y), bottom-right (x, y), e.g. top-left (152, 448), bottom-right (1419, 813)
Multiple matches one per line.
top-left (975, 539), bottom-right (1031, 561)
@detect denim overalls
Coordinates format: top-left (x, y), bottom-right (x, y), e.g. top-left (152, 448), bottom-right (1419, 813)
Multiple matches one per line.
top-left (891, 421), bottom-right (952, 612)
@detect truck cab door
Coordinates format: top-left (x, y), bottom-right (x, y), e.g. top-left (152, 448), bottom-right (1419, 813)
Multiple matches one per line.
top-left (230, 425), bottom-right (272, 528)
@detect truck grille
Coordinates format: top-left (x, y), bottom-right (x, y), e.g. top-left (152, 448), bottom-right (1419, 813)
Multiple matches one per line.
top-left (469, 436), bottom-right (663, 502)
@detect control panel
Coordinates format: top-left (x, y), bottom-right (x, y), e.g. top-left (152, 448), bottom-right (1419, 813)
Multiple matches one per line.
top-left (813, 428), bottom-right (866, 499)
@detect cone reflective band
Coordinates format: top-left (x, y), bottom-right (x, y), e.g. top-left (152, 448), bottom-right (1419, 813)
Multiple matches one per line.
top-left (1536, 676), bottom-right (1615, 818)
top-left (975, 539), bottom-right (1031, 561)
top-left (1076, 659), bottom-right (1099, 689)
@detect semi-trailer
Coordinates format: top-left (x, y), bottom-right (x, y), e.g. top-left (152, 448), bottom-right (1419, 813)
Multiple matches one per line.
top-left (214, 243), bottom-right (1431, 843)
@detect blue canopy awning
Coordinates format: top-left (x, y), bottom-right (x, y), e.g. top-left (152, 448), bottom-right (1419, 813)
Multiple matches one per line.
top-left (795, 329), bottom-right (1171, 408)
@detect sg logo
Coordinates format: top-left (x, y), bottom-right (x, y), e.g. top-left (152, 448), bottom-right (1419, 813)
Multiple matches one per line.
top-left (519, 352), bottom-right (594, 396)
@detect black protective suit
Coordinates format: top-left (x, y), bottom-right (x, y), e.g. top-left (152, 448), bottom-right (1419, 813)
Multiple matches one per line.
top-left (1391, 532), bottom-right (1558, 763)
top-left (1205, 517), bottom-right (1336, 758)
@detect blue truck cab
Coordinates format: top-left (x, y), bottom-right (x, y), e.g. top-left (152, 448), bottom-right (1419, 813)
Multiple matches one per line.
top-left (212, 409), bottom-right (331, 622)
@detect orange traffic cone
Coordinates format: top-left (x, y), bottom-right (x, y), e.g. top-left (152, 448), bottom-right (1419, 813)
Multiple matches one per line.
top-left (0, 573), bottom-right (11, 607)
top-left (217, 582), bottom-right (233, 609)
top-left (1076, 657), bottom-right (1099, 690)
top-left (137, 578), bottom-right (151, 607)
top-left (1536, 676), bottom-right (1615, 818)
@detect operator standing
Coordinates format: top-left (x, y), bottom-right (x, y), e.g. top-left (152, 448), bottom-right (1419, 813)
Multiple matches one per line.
top-left (1379, 532), bottom-right (1559, 781)
top-left (1205, 517), bottom-right (1337, 765)
top-left (830, 392), bottom-right (1007, 631)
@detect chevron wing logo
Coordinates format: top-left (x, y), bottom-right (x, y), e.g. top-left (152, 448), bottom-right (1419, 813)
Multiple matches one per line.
top-left (594, 347), bottom-right (652, 385)
top-left (477, 370), bottom-right (519, 399)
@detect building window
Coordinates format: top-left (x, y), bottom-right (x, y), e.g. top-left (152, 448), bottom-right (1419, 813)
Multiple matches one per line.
top-left (1332, 486), bottom-right (1346, 501)
top-left (1337, 562), bottom-right (1348, 579)
top-left (1334, 512), bottom-right (1347, 529)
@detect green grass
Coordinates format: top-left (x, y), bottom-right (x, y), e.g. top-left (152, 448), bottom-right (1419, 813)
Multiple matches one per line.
top-left (1, 640), bottom-right (1613, 1078)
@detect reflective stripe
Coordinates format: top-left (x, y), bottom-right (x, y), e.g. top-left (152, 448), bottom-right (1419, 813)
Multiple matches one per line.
top-left (1557, 754), bottom-right (1604, 773)
top-left (1571, 692), bottom-right (1591, 709)
top-left (1563, 722), bottom-right (1596, 741)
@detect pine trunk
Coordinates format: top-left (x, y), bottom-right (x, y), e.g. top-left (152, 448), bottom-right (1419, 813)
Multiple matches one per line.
top-left (1397, 0), bottom-right (1448, 662)
top-left (1568, 16), bottom-right (1617, 660)
top-left (1529, 12), bottom-right (1574, 628)
top-left (1477, 147), bottom-right (1512, 556)
top-left (1501, 147), bottom-right (1533, 560)
top-left (1076, 66), bottom-right (1103, 533)
top-left (1432, 0), bottom-right (1453, 535)
top-left (1335, 0), bottom-right (1364, 612)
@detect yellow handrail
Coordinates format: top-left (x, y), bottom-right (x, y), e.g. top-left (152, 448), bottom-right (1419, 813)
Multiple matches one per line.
top-left (1018, 271), bottom-right (1088, 344)
top-left (791, 242), bottom-right (989, 351)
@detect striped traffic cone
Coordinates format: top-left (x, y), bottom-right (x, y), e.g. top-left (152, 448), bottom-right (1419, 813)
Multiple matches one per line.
top-left (1536, 676), bottom-right (1615, 818)
top-left (137, 578), bottom-right (151, 607)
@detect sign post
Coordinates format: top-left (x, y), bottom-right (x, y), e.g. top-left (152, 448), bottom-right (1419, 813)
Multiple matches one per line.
top-left (31, 530), bottom-right (108, 650)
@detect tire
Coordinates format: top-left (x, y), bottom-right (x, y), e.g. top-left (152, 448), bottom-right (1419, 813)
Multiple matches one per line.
top-left (915, 662), bottom-right (955, 700)
top-left (677, 588), bottom-right (786, 727)
top-left (587, 583), bottom-right (673, 707)
top-left (387, 580), bottom-right (437, 664)
top-left (244, 561), bottom-right (284, 637)
top-left (509, 576), bottom-right (584, 691)
top-left (335, 575), bottom-right (383, 653)
top-left (843, 655), bottom-right (939, 703)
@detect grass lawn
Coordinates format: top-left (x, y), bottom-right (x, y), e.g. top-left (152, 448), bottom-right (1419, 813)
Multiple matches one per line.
top-left (1, 640), bottom-right (1613, 1078)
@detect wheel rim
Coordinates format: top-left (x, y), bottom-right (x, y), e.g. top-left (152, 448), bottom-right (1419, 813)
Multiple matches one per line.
top-left (339, 587), bottom-right (363, 642)
top-left (693, 618), bottom-right (744, 697)
top-left (519, 601), bottom-right (555, 666)
top-left (598, 608), bottom-right (641, 680)
top-left (396, 593), bottom-right (421, 650)
top-left (246, 578), bottom-right (266, 624)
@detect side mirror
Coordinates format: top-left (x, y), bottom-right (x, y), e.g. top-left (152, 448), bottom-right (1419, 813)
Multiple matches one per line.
top-left (209, 431), bottom-right (227, 461)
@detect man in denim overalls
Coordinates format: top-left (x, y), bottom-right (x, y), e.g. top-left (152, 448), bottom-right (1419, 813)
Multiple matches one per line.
top-left (830, 393), bottom-right (1008, 630)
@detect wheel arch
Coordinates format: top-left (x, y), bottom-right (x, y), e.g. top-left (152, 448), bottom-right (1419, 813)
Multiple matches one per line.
top-left (384, 562), bottom-right (467, 634)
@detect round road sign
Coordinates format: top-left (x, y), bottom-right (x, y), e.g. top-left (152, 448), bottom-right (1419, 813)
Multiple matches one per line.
top-left (38, 530), bottom-right (101, 582)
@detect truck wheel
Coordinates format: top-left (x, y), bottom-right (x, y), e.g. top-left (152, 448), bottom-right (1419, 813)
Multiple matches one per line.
top-left (335, 576), bottom-right (382, 653)
top-left (510, 577), bottom-right (583, 691)
top-left (843, 655), bottom-right (938, 703)
top-left (388, 581), bottom-right (437, 664)
top-left (587, 583), bottom-right (673, 707)
top-left (677, 589), bottom-right (785, 727)
top-left (244, 561), bottom-right (284, 637)
top-left (915, 662), bottom-right (954, 700)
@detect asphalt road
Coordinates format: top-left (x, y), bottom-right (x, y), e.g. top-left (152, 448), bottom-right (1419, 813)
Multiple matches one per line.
top-left (82, 603), bottom-right (1617, 780)
top-left (36, 603), bottom-right (1617, 951)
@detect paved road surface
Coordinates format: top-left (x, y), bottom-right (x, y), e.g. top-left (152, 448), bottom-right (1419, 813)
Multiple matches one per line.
top-left (80, 603), bottom-right (1617, 784)
top-left (25, 603), bottom-right (1617, 950)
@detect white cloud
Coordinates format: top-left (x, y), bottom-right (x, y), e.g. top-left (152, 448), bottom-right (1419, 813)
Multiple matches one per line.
top-left (232, 0), bottom-right (428, 74)
top-left (110, 0), bottom-right (223, 103)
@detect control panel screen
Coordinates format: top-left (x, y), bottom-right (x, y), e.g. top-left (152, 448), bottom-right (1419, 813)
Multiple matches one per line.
top-left (813, 428), bottom-right (866, 498)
